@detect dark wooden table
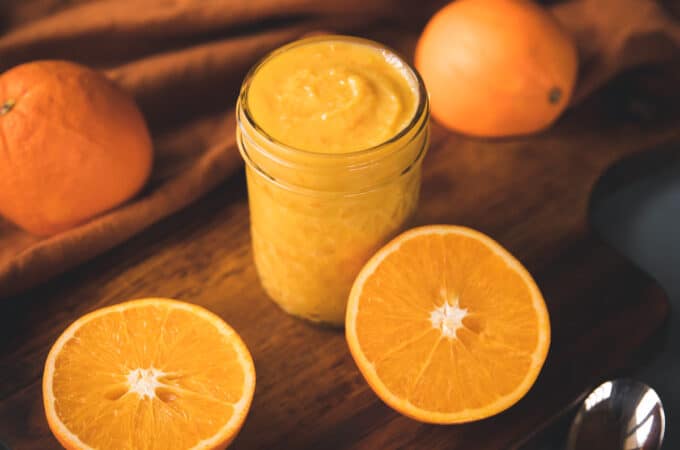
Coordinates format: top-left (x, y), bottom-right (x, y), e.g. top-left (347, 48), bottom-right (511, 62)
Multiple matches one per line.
top-left (1, 63), bottom-right (679, 449)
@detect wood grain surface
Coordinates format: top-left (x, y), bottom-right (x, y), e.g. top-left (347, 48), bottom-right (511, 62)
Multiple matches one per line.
top-left (1, 62), bottom-right (679, 449)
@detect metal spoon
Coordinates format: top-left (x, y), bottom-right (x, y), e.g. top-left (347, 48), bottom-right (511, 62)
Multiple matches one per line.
top-left (566, 379), bottom-right (665, 450)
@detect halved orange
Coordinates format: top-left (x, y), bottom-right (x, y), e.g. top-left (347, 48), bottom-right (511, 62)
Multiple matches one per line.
top-left (43, 298), bottom-right (256, 449)
top-left (346, 225), bottom-right (550, 424)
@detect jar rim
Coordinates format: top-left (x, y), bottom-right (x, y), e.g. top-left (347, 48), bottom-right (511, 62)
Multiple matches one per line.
top-left (237, 123), bottom-right (429, 196)
top-left (237, 34), bottom-right (429, 160)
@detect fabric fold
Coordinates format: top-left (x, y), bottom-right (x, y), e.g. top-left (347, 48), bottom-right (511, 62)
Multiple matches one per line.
top-left (0, 0), bottom-right (678, 299)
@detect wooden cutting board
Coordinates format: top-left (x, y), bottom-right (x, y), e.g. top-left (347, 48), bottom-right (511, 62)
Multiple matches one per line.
top-left (0, 66), bottom-right (678, 450)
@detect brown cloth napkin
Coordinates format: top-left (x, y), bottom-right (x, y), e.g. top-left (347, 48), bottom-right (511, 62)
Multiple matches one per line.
top-left (0, 0), bottom-right (678, 300)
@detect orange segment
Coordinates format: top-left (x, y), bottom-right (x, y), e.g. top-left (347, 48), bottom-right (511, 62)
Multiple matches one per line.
top-left (43, 298), bottom-right (256, 450)
top-left (345, 225), bottom-right (550, 424)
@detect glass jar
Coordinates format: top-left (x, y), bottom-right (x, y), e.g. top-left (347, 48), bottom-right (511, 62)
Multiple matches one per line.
top-left (236, 36), bottom-right (429, 326)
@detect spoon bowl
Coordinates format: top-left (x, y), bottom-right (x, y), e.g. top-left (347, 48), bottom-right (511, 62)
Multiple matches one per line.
top-left (567, 379), bottom-right (665, 450)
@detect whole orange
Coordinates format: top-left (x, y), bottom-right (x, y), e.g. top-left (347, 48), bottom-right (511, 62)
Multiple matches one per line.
top-left (415, 0), bottom-right (578, 137)
top-left (0, 60), bottom-right (153, 236)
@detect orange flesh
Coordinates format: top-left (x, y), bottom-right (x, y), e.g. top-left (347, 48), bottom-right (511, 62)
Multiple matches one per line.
top-left (347, 226), bottom-right (550, 422)
top-left (44, 300), bottom-right (255, 450)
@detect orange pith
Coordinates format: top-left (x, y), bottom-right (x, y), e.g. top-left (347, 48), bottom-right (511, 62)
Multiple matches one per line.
top-left (346, 225), bottom-right (550, 424)
top-left (43, 298), bottom-right (256, 450)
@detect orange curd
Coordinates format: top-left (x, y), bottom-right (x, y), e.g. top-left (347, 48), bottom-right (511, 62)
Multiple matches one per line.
top-left (237, 35), bottom-right (429, 325)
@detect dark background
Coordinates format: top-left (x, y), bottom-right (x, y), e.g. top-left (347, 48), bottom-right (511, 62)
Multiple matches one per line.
top-left (588, 143), bottom-right (679, 449)
top-left (531, 133), bottom-right (680, 449)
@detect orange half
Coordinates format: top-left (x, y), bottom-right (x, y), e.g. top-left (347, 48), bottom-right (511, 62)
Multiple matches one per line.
top-left (346, 225), bottom-right (550, 424)
top-left (43, 298), bottom-right (256, 449)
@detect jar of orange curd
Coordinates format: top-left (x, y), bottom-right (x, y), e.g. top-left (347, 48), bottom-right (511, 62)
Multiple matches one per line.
top-left (236, 35), bottom-right (429, 326)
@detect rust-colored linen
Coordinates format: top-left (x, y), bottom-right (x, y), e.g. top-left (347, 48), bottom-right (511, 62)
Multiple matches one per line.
top-left (0, 0), bottom-right (678, 299)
